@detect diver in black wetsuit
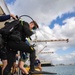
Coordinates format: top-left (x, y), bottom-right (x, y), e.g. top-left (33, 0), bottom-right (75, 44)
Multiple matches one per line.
top-left (3, 20), bottom-right (39, 75)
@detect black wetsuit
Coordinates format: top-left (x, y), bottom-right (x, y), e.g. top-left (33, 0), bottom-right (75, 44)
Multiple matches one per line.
top-left (0, 15), bottom-right (11, 75)
top-left (3, 21), bottom-right (36, 75)
top-left (0, 47), bottom-right (7, 60)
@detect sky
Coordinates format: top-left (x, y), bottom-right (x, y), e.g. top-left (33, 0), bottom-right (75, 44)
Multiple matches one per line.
top-left (4, 0), bottom-right (75, 65)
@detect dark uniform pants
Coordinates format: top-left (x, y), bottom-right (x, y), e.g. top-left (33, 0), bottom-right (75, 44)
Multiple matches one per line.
top-left (3, 50), bottom-right (16, 75)
top-left (3, 40), bottom-right (35, 75)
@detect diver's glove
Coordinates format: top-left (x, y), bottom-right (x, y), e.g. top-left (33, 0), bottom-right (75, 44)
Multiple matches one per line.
top-left (31, 44), bottom-right (36, 47)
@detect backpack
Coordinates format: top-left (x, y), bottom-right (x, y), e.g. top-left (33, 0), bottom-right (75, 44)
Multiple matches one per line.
top-left (0, 20), bottom-right (20, 41)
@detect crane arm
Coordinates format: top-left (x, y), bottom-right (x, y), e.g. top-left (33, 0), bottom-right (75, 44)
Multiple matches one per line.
top-left (33, 39), bottom-right (69, 43)
top-left (40, 52), bottom-right (54, 54)
top-left (37, 46), bottom-right (47, 55)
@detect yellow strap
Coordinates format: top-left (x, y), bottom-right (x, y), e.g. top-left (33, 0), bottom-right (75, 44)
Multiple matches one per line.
top-left (30, 46), bottom-right (34, 50)
top-left (27, 37), bottom-right (31, 42)
top-left (20, 20), bottom-right (24, 26)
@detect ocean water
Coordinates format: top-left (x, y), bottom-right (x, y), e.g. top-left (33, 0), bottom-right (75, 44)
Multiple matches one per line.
top-left (42, 65), bottom-right (75, 75)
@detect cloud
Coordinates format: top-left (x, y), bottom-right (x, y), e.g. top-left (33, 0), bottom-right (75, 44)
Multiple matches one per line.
top-left (33, 16), bottom-right (75, 65)
top-left (5, 0), bottom-right (75, 64)
top-left (7, 0), bottom-right (75, 25)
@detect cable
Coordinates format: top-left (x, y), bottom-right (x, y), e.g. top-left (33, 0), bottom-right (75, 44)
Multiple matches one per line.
top-left (18, 15), bottom-right (34, 21)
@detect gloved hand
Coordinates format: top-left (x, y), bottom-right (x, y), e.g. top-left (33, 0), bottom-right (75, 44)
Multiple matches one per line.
top-left (31, 44), bottom-right (36, 47)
